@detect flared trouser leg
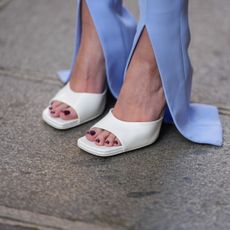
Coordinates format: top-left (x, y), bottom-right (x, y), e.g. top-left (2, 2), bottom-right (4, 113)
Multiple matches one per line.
top-left (122, 0), bottom-right (222, 146)
top-left (58, 0), bottom-right (137, 98)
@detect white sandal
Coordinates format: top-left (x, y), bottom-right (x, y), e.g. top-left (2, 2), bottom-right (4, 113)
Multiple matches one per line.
top-left (77, 109), bottom-right (163, 157)
top-left (42, 83), bottom-right (107, 130)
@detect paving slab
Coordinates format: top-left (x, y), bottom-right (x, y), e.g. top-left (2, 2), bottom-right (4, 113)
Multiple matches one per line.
top-left (0, 0), bottom-right (229, 109)
top-left (0, 74), bottom-right (230, 230)
top-left (189, 0), bottom-right (230, 109)
top-left (0, 0), bottom-right (76, 78)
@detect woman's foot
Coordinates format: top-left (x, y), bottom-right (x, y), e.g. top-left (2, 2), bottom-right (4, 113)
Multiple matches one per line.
top-left (50, 0), bottom-right (105, 120)
top-left (86, 28), bottom-right (166, 147)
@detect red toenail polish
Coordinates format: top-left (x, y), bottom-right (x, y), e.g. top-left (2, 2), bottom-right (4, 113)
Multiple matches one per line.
top-left (114, 141), bottom-right (118, 145)
top-left (51, 111), bottom-right (55, 114)
top-left (63, 110), bottom-right (70, 115)
top-left (89, 130), bottom-right (96, 136)
top-left (49, 107), bottom-right (52, 110)
top-left (96, 139), bottom-right (100, 143)
top-left (105, 140), bottom-right (110, 144)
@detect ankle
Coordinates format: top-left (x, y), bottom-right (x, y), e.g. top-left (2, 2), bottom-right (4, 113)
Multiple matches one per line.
top-left (70, 59), bottom-right (105, 92)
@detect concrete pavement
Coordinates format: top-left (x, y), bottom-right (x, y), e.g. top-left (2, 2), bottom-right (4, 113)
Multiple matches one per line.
top-left (0, 0), bottom-right (230, 229)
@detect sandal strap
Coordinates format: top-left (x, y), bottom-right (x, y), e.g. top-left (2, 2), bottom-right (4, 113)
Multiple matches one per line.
top-left (51, 83), bottom-right (107, 123)
top-left (92, 109), bottom-right (163, 151)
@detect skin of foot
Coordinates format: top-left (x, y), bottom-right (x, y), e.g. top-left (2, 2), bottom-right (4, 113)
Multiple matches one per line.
top-left (49, 0), bottom-right (105, 120)
top-left (85, 28), bottom-right (166, 147)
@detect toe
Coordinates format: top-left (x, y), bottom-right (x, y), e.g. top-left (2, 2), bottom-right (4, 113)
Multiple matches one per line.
top-left (95, 130), bottom-right (110, 146)
top-left (104, 133), bottom-right (116, 147)
top-left (114, 137), bottom-right (121, 146)
top-left (85, 128), bottom-right (102, 142)
top-left (60, 107), bottom-right (78, 120)
top-left (50, 103), bottom-right (68, 117)
top-left (50, 101), bottom-right (62, 110)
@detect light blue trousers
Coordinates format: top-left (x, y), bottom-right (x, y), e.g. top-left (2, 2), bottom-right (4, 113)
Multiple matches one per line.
top-left (58, 0), bottom-right (223, 146)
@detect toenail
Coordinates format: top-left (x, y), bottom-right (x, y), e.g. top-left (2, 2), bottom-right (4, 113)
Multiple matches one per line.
top-left (114, 141), bottom-right (118, 145)
top-left (63, 110), bottom-right (70, 115)
top-left (49, 107), bottom-right (52, 110)
top-left (51, 111), bottom-right (55, 114)
top-left (105, 140), bottom-right (110, 144)
top-left (89, 130), bottom-right (96, 136)
top-left (96, 139), bottom-right (100, 143)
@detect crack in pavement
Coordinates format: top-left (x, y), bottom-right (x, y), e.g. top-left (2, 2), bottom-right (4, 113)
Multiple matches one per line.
top-left (0, 216), bottom-right (61, 230)
top-left (0, 205), bottom-right (121, 230)
top-left (0, 0), bottom-right (13, 11)
top-left (0, 67), bottom-right (61, 86)
top-left (0, 66), bottom-right (230, 116)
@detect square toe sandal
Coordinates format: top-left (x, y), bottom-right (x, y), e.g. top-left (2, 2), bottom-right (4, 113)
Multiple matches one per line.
top-left (77, 109), bottom-right (163, 157)
top-left (42, 83), bottom-right (107, 130)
